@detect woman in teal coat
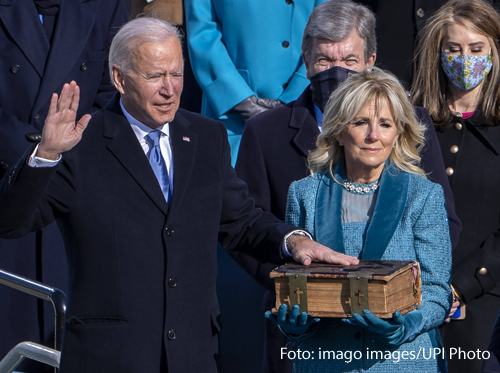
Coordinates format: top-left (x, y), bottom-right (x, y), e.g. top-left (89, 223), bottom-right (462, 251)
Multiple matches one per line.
top-left (269, 67), bottom-right (453, 372)
top-left (185, 0), bottom-right (326, 164)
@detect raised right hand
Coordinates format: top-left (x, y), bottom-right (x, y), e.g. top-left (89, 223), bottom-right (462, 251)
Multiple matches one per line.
top-left (38, 81), bottom-right (91, 160)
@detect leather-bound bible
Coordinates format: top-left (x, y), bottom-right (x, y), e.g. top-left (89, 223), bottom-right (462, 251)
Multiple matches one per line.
top-left (271, 260), bottom-right (421, 318)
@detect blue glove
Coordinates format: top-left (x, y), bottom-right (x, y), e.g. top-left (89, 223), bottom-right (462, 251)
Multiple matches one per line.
top-left (342, 309), bottom-right (423, 345)
top-left (265, 304), bottom-right (320, 340)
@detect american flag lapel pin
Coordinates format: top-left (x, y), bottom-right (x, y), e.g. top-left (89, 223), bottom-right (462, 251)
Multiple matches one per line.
top-left (182, 136), bottom-right (190, 142)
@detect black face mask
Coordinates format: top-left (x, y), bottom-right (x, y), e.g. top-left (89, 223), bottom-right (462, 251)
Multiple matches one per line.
top-left (310, 66), bottom-right (357, 112)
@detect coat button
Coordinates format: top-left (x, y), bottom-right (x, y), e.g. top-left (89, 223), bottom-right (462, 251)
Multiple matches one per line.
top-left (450, 145), bottom-right (459, 153)
top-left (165, 226), bottom-right (174, 236)
top-left (479, 267), bottom-right (488, 275)
top-left (455, 122), bottom-right (463, 130)
top-left (282, 41), bottom-right (290, 48)
top-left (80, 63), bottom-right (87, 71)
top-left (354, 332), bottom-right (361, 340)
top-left (168, 278), bottom-right (177, 287)
top-left (10, 65), bottom-right (21, 74)
top-left (168, 329), bottom-right (176, 340)
top-left (33, 113), bottom-right (40, 120)
top-left (286, 0), bottom-right (293, 4)
top-left (416, 8), bottom-right (425, 17)
top-left (26, 133), bottom-right (42, 142)
top-left (446, 167), bottom-right (454, 176)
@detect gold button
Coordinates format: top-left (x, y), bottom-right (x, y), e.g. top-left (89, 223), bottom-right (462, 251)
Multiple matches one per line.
top-left (446, 167), bottom-right (454, 176)
top-left (479, 267), bottom-right (488, 275)
top-left (416, 8), bottom-right (425, 17)
top-left (455, 122), bottom-right (463, 130)
top-left (450, 145), bottom-right (459, 153)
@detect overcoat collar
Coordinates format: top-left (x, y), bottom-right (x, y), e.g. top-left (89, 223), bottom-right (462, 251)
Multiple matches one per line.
top-left (463, 112), bottom-right (500, 156)
top-left (102, 94), bottom-right (199, 216)
top-left (289, 87), bottom-right (320, 157)
top-left (102, 94), bottom-right (170, 215)
top-left (314, 159), bottom-right (409, 259)
top-left (33, 0), bottom-right (98, 113)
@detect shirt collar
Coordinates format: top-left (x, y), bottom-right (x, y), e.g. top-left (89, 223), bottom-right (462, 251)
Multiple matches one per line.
top-left (119, 99), bottom-right (170, 142)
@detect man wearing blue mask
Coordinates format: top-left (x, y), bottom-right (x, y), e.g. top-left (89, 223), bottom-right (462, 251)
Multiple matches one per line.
top-left (235, 1), bottom-right (461, 372)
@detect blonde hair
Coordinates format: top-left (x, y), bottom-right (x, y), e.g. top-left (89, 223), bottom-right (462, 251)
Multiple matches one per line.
top-left (411, 0), bottom-right (500, 126)
top-left (308, 67), bottom-right (426, 178)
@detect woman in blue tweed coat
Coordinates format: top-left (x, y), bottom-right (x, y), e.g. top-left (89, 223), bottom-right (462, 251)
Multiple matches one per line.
top-left (268, 68), bottom-right (452, 372)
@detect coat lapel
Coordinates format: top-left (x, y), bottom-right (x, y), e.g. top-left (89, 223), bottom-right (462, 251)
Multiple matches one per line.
top-left (168, 111), bottom-right (197, 213)
top-left (361, 164), bottom-right (409, 260)
top-left (314, 160), bottom-right (409, 259)
top-left (467, 114), bottom-right (500, 156)
top-left (0, 0), bottom-right (49, 76)
top-left (290, 88), bottom-right (320, 157)
top-left (314, 166), bottom-right (345, 254)
top-left (103, 95), bottom-right (170, 215)
top-left (34, 0), bottom-right (98, 113)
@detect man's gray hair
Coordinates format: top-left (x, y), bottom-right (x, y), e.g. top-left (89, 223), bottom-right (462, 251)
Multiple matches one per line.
top-left (109, 17), bottom-right (183, 78)
top-left (302, 0), bottom-right (376, 62)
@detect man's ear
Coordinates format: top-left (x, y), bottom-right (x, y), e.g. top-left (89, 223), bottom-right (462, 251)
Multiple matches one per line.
top-left (367, 53), bottom-right (377, 67)
top-left (112, 65), bottom-right (125, 94)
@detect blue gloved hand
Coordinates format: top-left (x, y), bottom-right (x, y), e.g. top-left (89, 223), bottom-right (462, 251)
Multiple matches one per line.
top-left (342, 309), bottom-right (423, 345)
top-left (265, 304), bottom-right (320, 339)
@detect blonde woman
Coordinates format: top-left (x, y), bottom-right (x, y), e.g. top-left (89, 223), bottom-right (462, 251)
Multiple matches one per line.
top-left (267, 67), bottom-right (452, 372)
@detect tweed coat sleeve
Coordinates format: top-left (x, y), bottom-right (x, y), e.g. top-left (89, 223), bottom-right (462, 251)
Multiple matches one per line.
top-left (416, 106), bottom-right (462, 250)
top-left (285, 176), bottom-right (318, 235)
top-left (411, 182), bottom-right (453, 332)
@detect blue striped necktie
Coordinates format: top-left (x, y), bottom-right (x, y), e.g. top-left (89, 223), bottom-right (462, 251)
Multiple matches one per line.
top-left (146, 130), bottom-right (170, 202)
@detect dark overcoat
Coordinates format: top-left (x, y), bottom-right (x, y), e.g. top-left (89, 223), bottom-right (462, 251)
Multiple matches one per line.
top-left (0, 0), bottom-right (128, 367)
top-left (438, 113), bottom-right (500, 373)
top-left (0, 95), bottom-right (293, 372)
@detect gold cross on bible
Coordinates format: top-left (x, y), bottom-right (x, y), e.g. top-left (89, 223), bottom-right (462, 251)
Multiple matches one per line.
top-left (294, 287), bottom-right (304, 305)
top-left (354, 290), bottom-right (365, 307)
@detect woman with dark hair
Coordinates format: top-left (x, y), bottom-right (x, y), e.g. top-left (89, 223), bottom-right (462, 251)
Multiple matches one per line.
top-left (412, 1), bottom-right (500, 371)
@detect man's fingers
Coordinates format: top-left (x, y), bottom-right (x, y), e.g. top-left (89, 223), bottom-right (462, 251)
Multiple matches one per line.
top-left (70, 82), bottom-right (81, 113)
top-left (76, 114), bottom-right (92, 133)
top-left (56, 83), bottom-right (71, 112)
top-left (47, 93), bottom-right (59, 119)
top-left (290, 238), bottom-right (359, 266)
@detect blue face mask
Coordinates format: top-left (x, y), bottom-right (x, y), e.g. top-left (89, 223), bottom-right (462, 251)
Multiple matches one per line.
top-left (441, 52), bottom-right (493, 91)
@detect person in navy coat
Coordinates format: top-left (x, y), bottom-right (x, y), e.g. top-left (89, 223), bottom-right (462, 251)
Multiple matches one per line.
top-left (0, 1), bottom-right (128, 370)
top-left (0, 17), bottom-right (359, 372)
top-left (235, 1), bottom-right (460, 372)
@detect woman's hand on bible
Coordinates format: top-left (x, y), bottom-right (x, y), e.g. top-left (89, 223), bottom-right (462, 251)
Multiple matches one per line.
top-left (343, 309), bottom-right (423, 346)
top-left (265, 304), bottom-right (320, 339)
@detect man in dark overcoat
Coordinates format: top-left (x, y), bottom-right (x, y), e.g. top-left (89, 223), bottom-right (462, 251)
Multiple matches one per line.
top-left (0, 1), bottom-right (128, 370)
top-left (0, 17), bottom-right (358, 372)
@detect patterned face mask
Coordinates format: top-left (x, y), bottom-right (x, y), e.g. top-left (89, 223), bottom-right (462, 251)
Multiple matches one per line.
top-left (441, 52), bottom-right (493, 91)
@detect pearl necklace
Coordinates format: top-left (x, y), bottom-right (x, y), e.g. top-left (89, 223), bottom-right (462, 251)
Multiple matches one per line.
top-left (334, 177), bottom-right (380, 195)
